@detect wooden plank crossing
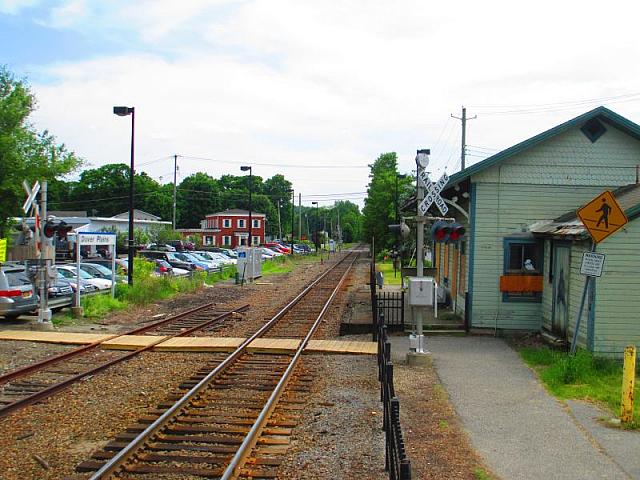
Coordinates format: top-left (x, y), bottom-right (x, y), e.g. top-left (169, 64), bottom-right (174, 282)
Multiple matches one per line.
top-left (0, 330), bottom-right (376, 355)
top-left (0, 330), bottom-right (114, 344)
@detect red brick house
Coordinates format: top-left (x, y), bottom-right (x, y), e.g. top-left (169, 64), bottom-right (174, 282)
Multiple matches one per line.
top-left (179, 209), bottom-right (266, 248)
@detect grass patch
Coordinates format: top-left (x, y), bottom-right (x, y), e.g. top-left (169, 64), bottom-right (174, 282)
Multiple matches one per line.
top-left (205, 265), bottom-right (236, 284)
top-left (519, 346), bottom-right (639, 426)
top-left (376, 261), bottom-right (402, 286)
top-left (473, 468), bottom-right (492, 480)
top-left (81, 294), bottom-right (127, 319)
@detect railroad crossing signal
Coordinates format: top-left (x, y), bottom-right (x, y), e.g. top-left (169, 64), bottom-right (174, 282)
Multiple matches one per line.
top-left (418, 171), bottom-right (449, 216)
top-left (22, 180), bottom-right (40, 214)
top-left (431, 221), bottom-right (466, 243)
top-left (577, 190), bottom-right (628, 244)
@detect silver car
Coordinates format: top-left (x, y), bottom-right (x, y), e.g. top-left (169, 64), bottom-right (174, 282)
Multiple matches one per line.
top-left (0, 267), bottom-right (38, 320)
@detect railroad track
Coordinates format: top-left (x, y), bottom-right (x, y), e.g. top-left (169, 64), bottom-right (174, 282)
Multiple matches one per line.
top-left (78, 249), bottom-right (359, 479)
top-left (0, 302), bottom-right (249, 419)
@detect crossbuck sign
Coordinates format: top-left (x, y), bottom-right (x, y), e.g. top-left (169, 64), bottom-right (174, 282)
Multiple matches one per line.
top-left (418, 171), bottom-right (449, 216)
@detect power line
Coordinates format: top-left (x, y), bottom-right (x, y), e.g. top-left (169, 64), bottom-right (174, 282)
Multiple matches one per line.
top-left (179, 154), bottom-right (369, 169)
top-left (469, 92), bottom-right (640, 110)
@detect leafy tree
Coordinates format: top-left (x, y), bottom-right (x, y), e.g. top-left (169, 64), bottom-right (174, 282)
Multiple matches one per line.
top-left (362, 152), bottom-right (399, 249)
top-left (176, 173), bottom-right (221, 228)
top-left (0, 67), bottom-right (80, 236)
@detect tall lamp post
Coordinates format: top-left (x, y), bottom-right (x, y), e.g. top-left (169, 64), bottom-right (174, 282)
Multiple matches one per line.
top-left (395, 173), bottom-right (407, 277)
top-left (289, 189), bottom-right (294, 256)
top-left (240, 166), bottom-right (252, 247)
top-left (113, 106), bottom-right (135, 286)
top-left (311, 201), bottom-right (319, 253)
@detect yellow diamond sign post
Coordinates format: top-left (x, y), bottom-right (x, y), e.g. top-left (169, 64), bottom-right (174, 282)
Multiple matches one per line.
top-left (577, 190), bottom-right (628, 244)
top-left (0, 238), bottom-right (6, 263)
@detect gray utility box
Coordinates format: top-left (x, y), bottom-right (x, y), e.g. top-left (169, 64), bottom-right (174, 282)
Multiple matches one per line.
top-left (407, 276), bottom-right (435, 306)
top-left (237, 247), bottom-right (262, 282)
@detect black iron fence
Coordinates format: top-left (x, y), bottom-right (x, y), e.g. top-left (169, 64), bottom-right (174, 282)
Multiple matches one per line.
top-left (377, 291), bottom-right (405, 329)
top-left (376, 312), bottom-right (412, 480)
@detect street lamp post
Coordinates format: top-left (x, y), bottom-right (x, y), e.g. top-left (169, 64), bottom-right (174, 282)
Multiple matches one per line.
top-left (240, 166), bottom-right (252, 247)
top-left (113, 106), bottom-right (135, 286)
top-left (395, 173), bottom-right (407, 277)
top-left (311, 201), bottom-right (319, 253)
top-left (289, 189), bottom-right (294, 256)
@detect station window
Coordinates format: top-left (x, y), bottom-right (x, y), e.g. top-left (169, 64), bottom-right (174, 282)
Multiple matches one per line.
top-left (204, 236), bottom-right (213, 246)
top-left (252, 219), bottom-right (260, 228)
top-left (502, 237), bottom-right (543, 302)
top-left (223, 235), bottom-right (231, 246)
top-left (223, 219), bottom-right (231, 228)
top-left (237, 219), bottom-right (246, 228)
top-left (252, 236), bottom-right (260, 246)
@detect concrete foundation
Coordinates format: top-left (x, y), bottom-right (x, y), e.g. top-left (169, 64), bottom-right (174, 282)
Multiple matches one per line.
top-left (406, 351), bottom-right (433, 366)
top-left (71, 306), bottom-right (84, 318)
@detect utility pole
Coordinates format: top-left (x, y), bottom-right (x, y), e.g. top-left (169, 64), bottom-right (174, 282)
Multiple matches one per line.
top-left (298, 193), bottom-right (302, 240)
top-left (451, 106), bottom-right (477, 171)
top-left (39, 180), bottom-right (51, 323)
top-left (172, 154), bottom-right (178, 230)
top-left (277, 199), bottom-right (282, 240)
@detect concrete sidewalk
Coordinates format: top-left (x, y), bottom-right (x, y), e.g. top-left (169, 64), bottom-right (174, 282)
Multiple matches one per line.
top-left (389, 335), bottom-right (638, 480)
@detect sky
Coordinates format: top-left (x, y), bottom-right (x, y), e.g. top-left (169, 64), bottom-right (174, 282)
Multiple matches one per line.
top-left (3, 0), bottom-right (640, 209)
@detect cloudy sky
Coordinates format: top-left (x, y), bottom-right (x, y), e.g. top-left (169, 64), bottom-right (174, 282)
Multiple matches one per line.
top-left (3, 0), bottom-right (640, 207)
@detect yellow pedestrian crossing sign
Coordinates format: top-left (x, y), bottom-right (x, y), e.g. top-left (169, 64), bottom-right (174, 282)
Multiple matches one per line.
top-left (0, 238), bottom-right (6, 262)
top-left (577, 191), bottom-right (628, 244)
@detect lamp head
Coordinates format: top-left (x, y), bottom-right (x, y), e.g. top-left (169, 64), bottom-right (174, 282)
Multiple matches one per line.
top-left (415, 149), bottom-right (430, 168)
top-left (240, 166), bottom-right (251, 172)
top-left (113, 106), bottom-right (133, 116)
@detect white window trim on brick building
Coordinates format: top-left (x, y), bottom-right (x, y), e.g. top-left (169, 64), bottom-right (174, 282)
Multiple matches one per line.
top-left (252, 219), bottom-right (260, 228)
top-left (237, 219), bottom-right (246, 228)
top-left (223, 235), bottom-right (231, 246)
top-left (223, 219), bottom-right (231, 228)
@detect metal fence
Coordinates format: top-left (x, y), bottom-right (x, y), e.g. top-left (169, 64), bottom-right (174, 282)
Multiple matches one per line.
top-left (376, 312), bottom-right (412, 480)
top-left (377, 291), bottom-right (405, 329)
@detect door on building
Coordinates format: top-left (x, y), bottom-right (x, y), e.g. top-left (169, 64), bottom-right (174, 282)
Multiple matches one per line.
top-left (551, 244), bottom-right (570, 337)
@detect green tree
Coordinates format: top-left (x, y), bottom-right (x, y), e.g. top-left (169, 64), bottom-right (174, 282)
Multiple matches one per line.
top-left (0, 67), bottom-right (80, 235)
top-left (362, 152), bottom-right (399, 249)
top-left (176, 173), bottom-right (221, 228)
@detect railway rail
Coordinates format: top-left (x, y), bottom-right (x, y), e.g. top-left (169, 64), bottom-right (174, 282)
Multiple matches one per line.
top-left (79, 249), bottom-right (360, 479)
top-left (0, 302), bottom-right (249, 419)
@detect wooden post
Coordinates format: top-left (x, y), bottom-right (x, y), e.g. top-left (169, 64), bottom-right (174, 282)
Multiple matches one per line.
top-left (620, 345), bottom-right (636, 423)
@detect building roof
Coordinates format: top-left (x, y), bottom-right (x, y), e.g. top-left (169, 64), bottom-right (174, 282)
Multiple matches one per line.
top-left (528, 183), bottom-right (640, 238)
top-left (206, 209), bottom-right (266, 217)
top-left (449, 106), bottom-right (640, 186)
top-left (111, 209), bottom-right (162, 221)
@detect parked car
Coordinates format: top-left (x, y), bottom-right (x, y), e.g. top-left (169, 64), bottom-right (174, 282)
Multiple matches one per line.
top-left (56, 271), bottom-right (98, 295)
top-left (188, 252), bottom-right (224, 270)
top-left (57, 265), bottom-right (112, 291)
top-left (80, 262), bottom-right (125, 283)
top-left (47, 277), bottom-right (74, 310)
top-left (174, 252), bottom-right (209, 271)
top-left (262, 247), bottom-right (283, 257)
top-left (195, 251), bottom-right (236, 266)
top-left (147, 243), bottom-right (176, 252)
top-left (139, 250), bottom-right (197, 271)
top-left (0, 266), bottom-right (38, 320)
top-left (168, 240), bottom-right (185, 251)
top-left (155, 259), bottom-right (173, 276)
top-left (265, 242), bottom-right (291, 254)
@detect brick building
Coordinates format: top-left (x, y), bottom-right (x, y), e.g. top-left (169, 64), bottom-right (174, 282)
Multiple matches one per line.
top-left (179, 209), bottom-right (266, 248)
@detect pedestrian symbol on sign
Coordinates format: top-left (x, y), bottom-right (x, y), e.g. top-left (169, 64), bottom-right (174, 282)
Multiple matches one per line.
top-left (577, 190), bottom-right (628, 244)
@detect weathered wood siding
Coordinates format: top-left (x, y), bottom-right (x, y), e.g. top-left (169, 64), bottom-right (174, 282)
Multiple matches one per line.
top-left (590, 219), bottom-right (640, 357)
top-left (566, 241), bottom-right (590, 348)
top-left (541, 240), bottom-right (553, 330)
top-left (468, 124), bottom-right (640, 330)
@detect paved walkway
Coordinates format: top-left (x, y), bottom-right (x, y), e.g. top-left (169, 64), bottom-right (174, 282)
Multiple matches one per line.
top-left (389, 335), bottom-right (639, 479)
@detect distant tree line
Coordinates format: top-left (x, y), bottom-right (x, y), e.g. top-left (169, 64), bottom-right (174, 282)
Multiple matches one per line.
top-left (0, 65), bottom-right (363, 242)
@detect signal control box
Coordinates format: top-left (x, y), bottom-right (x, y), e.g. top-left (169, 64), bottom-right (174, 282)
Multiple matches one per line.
top-left (407, 276), bottom-right (435, 306)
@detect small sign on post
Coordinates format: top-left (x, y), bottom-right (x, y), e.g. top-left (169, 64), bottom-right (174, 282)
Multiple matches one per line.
top-left (580, 251), bottom-right (605, 277)
top-left (0, 238), bottom-right (6, 263)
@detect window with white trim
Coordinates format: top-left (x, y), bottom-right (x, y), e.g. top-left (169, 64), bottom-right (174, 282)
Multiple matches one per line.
top-left (237, 219), bottom-right (246, 228)
top-left (223, 219), bottom-right (231, 228)
top-left (223, 235), bottom-right (231, 246)
top-left (252, 236), bottom-right (260, 246)
top-left (204, 236), bottom-right (213, 246)
top-left (252, 219), bottom-right (260, 228)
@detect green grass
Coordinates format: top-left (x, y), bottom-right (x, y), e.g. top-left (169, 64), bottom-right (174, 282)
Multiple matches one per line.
top-left (81, 294), bottom-right (127, 318)
top-left (473, 468), bottom-right (492, 480)
top-left (376, 261), bottom-right (403, 286)
top-left (519, 346), bottom-right (640, 426)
